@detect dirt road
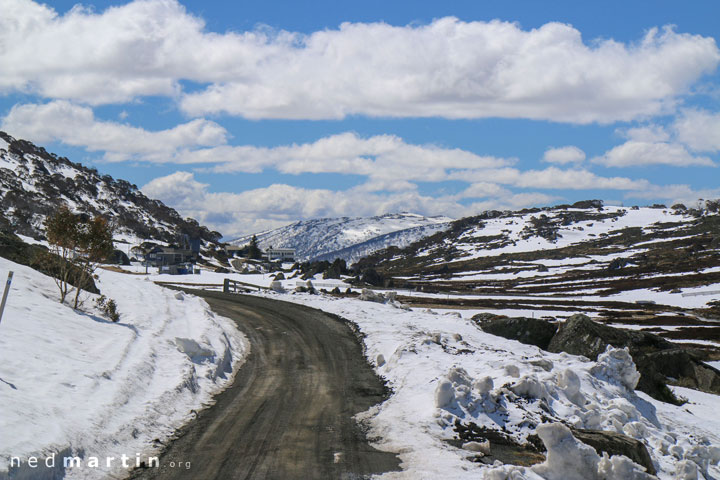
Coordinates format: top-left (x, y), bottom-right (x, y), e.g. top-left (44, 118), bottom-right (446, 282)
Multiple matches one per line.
top-left (132, 290), bottom-right (399, 480)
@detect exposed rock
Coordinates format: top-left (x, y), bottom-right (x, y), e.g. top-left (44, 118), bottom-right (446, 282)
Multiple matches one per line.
top-left (273, 272), bottom-right (285, 280)
top-left (359, 288), bottom-right (385, 303)
top-left (547, 314), bottom-right (673, 360)
top-left (471, 312), bottom-right (507, 323)
top-left (474, 315), bottom-right (558, 350)
top-left (452, 421), bottom-right (546, 467)
top-left (548, 314), bottom-right (720, 402)
top-left (572, 199), bottom-right (604, 209)
top-left (571, 428), bottom-right (656, 475)
top-left (108, 249), bottom-right (131, 266)
top-left (635, 349), bottom-right (720, 394)
top-left (0, 231), bottom-right (99, 293)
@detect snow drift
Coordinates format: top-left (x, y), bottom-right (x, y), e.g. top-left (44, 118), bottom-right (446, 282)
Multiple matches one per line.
top-left (0, 257), bottom-right (247, 479)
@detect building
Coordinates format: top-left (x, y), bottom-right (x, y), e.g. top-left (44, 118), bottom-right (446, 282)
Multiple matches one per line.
top-left (145, 246), bottom-right (194, 267)
top-left (264, 248), bottom-right (295, 262)
top-left (138, 234), bottom-right (202, 271)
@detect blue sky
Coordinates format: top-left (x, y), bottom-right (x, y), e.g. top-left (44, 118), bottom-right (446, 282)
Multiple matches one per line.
top-left (1, 0), bottom-right (719, 238)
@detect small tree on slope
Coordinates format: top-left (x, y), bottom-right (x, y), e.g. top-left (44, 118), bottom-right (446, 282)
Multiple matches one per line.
top-left (44, 205), bottom-right (78, 304)
top-left (45, 205), bottom-right (114, 308)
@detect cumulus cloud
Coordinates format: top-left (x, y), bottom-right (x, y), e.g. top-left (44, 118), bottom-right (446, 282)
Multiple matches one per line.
top-left (0, 100), bottom-right (227, 161)
top-left (619, 125), bottom-right (671, 143)
top-left (142, 172), bottom-right (562, 237)
top-left (674, 109), bottom-right (720, 152)
top-left (448, 167), bottom-right (650, 191)
top-left (542, 146), bottom-right (586, 164)
top-left (625, 183), bottom-right (720, 207)
top-left (1, 0), bottom-right (718, 122)
top-left (591, 140), bottom-right (715, 167)
top-left (187, 133), bottom-right (515, 186)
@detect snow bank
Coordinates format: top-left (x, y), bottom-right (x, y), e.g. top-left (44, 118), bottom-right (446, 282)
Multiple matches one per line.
top-left (265, 291), bottom-right (720, 480)
top-left (0, 258), bottom-right (247, 479)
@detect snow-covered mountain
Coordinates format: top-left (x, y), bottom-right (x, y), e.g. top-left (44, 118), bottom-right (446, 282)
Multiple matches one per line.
top-left (0, 131), bottom-right (222, 249)
top-left (231, 213), bottom-right (452, 262)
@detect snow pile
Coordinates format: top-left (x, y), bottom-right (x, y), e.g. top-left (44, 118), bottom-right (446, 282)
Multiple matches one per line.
top-left (589, 346), bottom-right (641, 391)
top-left (266, 291), bottom-right (720, 480)
top-left (0, 258), bottom-right (247, 479)
top-left (532, 423), bottom-right (652, 480)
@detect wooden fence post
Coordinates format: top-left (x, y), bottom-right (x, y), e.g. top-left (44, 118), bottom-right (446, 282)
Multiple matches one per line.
top-left (0, 271), bottom-right (13, 325)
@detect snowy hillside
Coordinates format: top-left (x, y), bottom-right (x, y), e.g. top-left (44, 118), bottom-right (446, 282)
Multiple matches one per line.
top-left (0, 257), bottom-right (247, 479)
top-left (349, 200), bottom-right (720, 359)
top-left (0, 131), bottom-right (222, 250)
top-left (231, 213), bottom-right (451, 262)
top-left (357, 202), bottom-right (720, 296)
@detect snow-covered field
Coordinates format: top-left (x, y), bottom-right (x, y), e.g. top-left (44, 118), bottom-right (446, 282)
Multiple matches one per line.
top-left (0, 258), bottom-right (248, 479)
top-left (258, 290), bottom-right (720, 480)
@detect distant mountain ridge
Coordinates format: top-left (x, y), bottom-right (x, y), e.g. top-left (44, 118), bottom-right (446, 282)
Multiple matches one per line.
top-left (231, 213), bottom-right (452, 263)
top-left (0, 131), bottom-right (222, 251)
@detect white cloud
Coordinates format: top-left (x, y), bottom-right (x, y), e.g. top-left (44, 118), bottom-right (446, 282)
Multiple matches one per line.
top-left (542, 146), bottom-right (586, 164)
top-left (591, 140), bottom-right (715, 167)
top-left (142, 171), bottom-right (477, 237)
top-left (458, 182), bottom-right (511, 199)
top-left (674, 109), bottom-right (720, 152)
top-left (448, 167), bottom-right (650, 191)
top-left (625, 183), bottom-right (720, 207)
top-left (188, 132), bottom-right (515, 185)
top-left (0, 100), bottom-right (227, 161)
top-left (619, 125), bottom-right (671, 143)
top-left (1, 1), bottom-right (718, 122)
top-left (141, 166), bottom-right (672, 238)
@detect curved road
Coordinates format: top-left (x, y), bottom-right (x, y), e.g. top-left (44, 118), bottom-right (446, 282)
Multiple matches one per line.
top-left (132, 290), bottom-right (399, 480)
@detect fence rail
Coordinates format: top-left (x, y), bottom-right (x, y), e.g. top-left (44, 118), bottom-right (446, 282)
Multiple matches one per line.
top-left (295, 280), bottom-right (347, 290)
top-left (224, 278), bottom-right (269, 293)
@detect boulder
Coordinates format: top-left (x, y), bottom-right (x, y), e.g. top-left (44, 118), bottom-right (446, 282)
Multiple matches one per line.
top-left (548, 314), bottom-right (720, 402)
top-left (636, 349), bottom-right (720, 394)
top-left (547, 314), bottom-right (673, 359)
top-left (474, 315), bottom-right (558, 350)
top-left (359, 288), bottom-right (385, 303)
top-left (109, 249), bottom-right (131, 266)
top-left (571, 428), bottom-right (656, 475)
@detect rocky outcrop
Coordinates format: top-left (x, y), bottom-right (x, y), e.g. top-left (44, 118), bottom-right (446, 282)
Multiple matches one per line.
top-left (571, 428), bottom-right (656, 475)
top-left (473, 314), bottom-right (558, 349)
top-left (0, 131), bottom-right (222, 246)
top-left (546, 314), bottom-right (674, 358)
top-left (475, 313), bottom-right (720, 404)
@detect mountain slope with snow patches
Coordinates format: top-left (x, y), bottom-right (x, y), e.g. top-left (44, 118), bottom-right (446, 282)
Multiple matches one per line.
top-left (0, 131), bottom-right (222, 250)
top-left (356, 202), bottom-right (720, 299)
top-left (231, 213), bottom-right (451, 262)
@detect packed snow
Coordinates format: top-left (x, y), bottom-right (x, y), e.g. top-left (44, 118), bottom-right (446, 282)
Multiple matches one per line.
top-left (0, 258), bottom-right (247, 479)
top-left (256, 290), bottom-right (720, 480)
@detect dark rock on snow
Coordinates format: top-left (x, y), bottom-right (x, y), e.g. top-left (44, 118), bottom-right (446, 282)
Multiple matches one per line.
top-left (475, 313), bottom-right (720, 404)
top-left (571, 428), bottom-right (656, 475)
top-left (473, 314), bottom-right (558, 350)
